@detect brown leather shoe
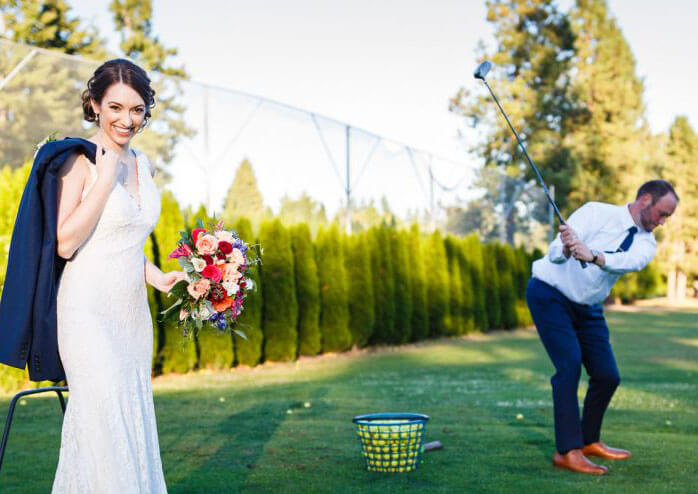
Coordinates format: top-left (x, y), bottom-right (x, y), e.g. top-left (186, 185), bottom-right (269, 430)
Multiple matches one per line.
top-left (552, 449), bottom-right (609, 475)
top-left (582, 442), bottom-right (631, 460)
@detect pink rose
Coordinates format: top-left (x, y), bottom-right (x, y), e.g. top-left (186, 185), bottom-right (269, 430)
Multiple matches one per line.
top-left (214, 230), bottom-right (235, 244)
top-left (221, 263), bottom-right (243, 283)
top-left (196, 233), bottom-right (219, 255)
top-left (229, 248), bottom-right (245, 266)
top-left (201, 264), bottom-right (223, 283)
top-left (186, 278), bottom-right (211, 300)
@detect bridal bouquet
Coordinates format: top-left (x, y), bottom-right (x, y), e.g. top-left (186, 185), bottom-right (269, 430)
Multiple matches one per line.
top-left (160, 218), bottom-right (257, 338)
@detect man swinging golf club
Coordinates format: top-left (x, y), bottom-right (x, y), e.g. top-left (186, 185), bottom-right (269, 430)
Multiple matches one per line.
top-left (527, 181), bottom-right (678, 474)
top-left (474, 61), bottom-right (680, 474)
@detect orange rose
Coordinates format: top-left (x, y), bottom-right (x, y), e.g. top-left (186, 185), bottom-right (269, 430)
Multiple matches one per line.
top-left (212, 295), bottom-right (234, 312)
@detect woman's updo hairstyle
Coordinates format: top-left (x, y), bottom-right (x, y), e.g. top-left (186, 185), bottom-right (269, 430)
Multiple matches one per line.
top-left (81, 59), bottom-right (156, 128)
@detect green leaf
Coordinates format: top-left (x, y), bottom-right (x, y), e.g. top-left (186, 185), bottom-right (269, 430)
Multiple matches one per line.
top-left (233, 329), bottom-right (247, 340)
top-left (178, 257), bottom-right (195, 272)
top-left (159, 298), bottom-right (183, 316)
top-left (196, 218), bottom-right (205, 230)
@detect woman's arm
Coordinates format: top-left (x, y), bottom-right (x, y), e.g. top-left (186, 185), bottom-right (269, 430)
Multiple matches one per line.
top-left (144, 256), bottom-right (187, 293)
top-left (56, 149), bottom-right (118, 259)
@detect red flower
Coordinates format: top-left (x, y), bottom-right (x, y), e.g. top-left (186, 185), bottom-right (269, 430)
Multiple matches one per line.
top-left (201, 264), bottom-right (222, 283)
top-left (207, 284), bottom-right (226, 303)
top-left (218, 241), bottom-right (233, 254)
top-left (192, 228), bottom-right (206, 244)
top-left (202, 255), bottom-right (214, 265)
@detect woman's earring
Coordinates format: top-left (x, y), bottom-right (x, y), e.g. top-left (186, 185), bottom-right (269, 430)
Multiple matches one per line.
top-left (95, 113), bottom-right (100, 126)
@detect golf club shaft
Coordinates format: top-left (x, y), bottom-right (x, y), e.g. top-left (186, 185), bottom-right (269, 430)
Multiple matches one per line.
top-left (480, 79), bottom-right (587, 267)
top-left (481, 81), bottom-right (563, 223)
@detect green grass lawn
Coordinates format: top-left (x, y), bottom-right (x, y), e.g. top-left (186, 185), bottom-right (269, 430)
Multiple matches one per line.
top-left (1, 309), bottom-right (696, 493)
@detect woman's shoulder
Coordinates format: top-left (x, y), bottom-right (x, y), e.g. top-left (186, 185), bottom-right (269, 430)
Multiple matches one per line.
top-left (133, 148), bottom-right (156, 177)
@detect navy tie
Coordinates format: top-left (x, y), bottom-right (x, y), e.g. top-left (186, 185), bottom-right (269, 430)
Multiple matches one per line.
top-left (616, 226), bottom-right (638, 253)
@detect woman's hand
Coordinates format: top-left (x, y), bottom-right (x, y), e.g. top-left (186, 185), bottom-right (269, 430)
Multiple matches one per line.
top-left (94, 144), bottom-right (121, 185)
top-left (159, 271), bottom-right (188, 293)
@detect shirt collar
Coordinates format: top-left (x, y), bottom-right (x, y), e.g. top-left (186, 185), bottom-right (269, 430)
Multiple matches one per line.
top-left (624, 203), bottom-right (648, 233)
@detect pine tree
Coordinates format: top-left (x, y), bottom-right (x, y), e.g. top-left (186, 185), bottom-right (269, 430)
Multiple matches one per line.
top-left (290, 223), bottom-right (321, 355)
top-left (658, 117), bottom-right (698, 301)
top-left (450, 0), bottom-right (578, 222)
top-left (408, 225), bottom-right (429, 340)
top-left (232, 217), bottom-right (263, 366)
top-left (221, 159), bottom-right (268, 232)
top-left (316, 225), bottom-right (351, 352)
top-left (259, 219), bottom-right (298, 361)
top-left (109, 0), bottom-right (194, 169)
top-left (279, 193), bottom-right (327, 235)
top-left (565, 0), bottom-right (652, 210)
top-left (1, 0), bottom-right (105, 56)
top-left (0, 2), bottom-right (106, 166)
top-left (344, 232), bottom-right (375, 347)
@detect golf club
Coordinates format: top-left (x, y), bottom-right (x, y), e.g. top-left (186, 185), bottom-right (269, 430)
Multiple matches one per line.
top-left (474, 60), bottom-right (586, 268)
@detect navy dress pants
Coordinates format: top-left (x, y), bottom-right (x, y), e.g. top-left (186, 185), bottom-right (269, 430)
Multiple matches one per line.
top-left (526, 277), bottom-right (621, 454)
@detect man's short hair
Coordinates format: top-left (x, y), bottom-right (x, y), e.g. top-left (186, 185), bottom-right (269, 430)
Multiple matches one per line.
top-left (636, 180), bottom-right (679, 204)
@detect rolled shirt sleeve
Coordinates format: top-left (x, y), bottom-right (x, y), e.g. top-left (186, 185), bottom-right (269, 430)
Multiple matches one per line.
top-left (601, 236), bottom-right (657, 274)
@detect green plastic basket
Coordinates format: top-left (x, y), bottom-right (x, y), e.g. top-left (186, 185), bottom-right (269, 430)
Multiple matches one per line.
top-left (352, 413), bottom-right (429, 473)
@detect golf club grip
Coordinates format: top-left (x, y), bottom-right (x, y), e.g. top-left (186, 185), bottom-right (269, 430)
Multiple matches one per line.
top-left (557, 218), bottom-right (587, 268)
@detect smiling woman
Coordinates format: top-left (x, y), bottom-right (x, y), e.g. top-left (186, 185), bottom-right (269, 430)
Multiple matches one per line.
top-left (48, 59), bottom-right (186, 493)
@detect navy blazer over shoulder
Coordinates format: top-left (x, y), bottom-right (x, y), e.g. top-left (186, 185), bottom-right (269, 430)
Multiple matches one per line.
top-left (0, 137), bottom-right (98, 382)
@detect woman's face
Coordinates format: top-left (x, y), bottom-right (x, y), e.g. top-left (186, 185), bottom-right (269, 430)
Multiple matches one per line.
top-left (91, 82), bottom-right (146, 147)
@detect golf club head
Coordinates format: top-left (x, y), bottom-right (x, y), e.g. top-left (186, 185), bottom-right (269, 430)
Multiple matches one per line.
top-left (474, 61), bottom-right (492, 80)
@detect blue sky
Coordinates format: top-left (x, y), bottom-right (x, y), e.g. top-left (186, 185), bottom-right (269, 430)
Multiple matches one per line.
top-left (68, 0), bottom-right (698, 214)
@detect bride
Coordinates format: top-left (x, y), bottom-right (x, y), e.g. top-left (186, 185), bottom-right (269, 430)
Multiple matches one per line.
top-left (51, 59), bottom-right (185, 493)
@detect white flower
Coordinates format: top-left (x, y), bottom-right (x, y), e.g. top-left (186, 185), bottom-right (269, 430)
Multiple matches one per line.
top-left (197, 304), bottom-right (213, 320)
top-left (222, 281), bottom-right (239, 296)
top-left (244, 278), bottom-right (255, 291)
top-left (191, 257), bottom-right (207, 272)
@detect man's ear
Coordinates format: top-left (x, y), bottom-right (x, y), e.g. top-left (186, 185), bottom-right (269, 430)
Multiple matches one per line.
top-left (640, 193), bottom-right (653, 207)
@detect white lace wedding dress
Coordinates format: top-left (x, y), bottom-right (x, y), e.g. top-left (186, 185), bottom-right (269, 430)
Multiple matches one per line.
top-left (52, 150), bottom-right (167, 493)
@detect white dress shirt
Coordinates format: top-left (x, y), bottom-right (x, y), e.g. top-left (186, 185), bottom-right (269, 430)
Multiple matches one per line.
top-left (532, 201), bottom-right (657, 305)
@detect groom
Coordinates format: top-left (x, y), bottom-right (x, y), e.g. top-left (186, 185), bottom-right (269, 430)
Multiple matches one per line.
top-left (526, 180), bottom-right (678, 475)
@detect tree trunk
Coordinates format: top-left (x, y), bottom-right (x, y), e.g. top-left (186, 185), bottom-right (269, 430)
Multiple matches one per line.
top-left (667, 269), bottom-right (677, 303)
top-left (677, 271), bottom-right (687, 301)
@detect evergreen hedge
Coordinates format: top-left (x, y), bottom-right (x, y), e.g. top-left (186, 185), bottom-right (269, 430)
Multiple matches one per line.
top-left (408, 225), bottom-right (429, 341)
top-left (316, 225), bottom-right (352, 352)
top-left (259, 219), bottom-right (298, 362)
top-left (425, 230), bottom-right (450, 336)
top-left (344, 232), bottom-right (375, 347)
top-left (368, 225), bottom-right (396, 343)
top-left (232, 218), bottom-right (264, 366)
top-left (290, 224), bottom-right (322, 355)
top-left (391, 230), bottom-right (413, 343)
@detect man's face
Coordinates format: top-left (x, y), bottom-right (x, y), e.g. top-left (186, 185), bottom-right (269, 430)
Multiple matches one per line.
top-left (639, 193), bottom-right (678, 231)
